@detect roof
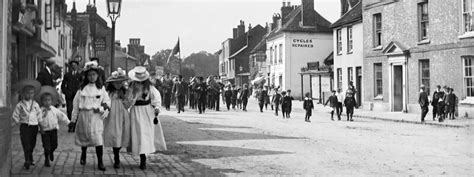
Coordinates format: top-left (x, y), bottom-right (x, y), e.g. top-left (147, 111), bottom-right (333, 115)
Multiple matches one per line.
top-left (250, 37), bottom-right (267, 54)
top-left (229, 46), bottom-right (248, 58)
top-left (267, 6), bottom-right (332, 39)
top-left (229, 25), bottom-right (266, 58)
top-left (323, 52), bottom-right (333, 66)
top-left (331, 2), bottom-right (362, 28)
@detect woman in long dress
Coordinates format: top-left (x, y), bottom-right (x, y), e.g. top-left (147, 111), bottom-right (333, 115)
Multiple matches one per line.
top-left (71, 61), bottom-right (111, 171)
top-left (127, 66), bottom-right (167, 170)
top-left (103, 68), bottom-right (130, 169)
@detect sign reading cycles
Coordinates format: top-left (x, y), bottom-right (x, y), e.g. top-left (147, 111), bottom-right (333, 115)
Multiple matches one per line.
top-left (292, 39), bottom-right (314, 48)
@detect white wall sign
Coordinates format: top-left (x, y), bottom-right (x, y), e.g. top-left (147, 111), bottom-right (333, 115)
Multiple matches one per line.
top-left (292, 39), bottom-right (314, 48)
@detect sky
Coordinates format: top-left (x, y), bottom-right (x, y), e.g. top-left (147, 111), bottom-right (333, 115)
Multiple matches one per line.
top-left (66, 0), bottom-right (340, 57)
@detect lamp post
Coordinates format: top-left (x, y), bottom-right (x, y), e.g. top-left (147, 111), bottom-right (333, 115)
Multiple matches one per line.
top-left (107, 0), bottom-right (122, 72)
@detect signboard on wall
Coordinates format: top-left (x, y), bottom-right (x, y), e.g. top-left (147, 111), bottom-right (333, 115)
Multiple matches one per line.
top-left (94, 37), bottom-right (107, 51)
top-left (291, 39), bottom-right (314, 48)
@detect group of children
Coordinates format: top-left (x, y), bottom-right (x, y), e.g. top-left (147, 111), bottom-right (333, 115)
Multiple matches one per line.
top-left (12, 81), bottom-right (71, 169)
top-left (431, 85), bottom-right (459, 122)
top-left (12, 63), bottom-right (167, 171)
top-left (223, 84), bottom-right (251, 111)
top-left (324, 89), bottom-right (357, 121)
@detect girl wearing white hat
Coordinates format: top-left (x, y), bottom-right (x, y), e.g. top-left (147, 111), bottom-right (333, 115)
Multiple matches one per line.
top-left (71, 61), bottom-right (111, 171)
top-left (127, 66), bottom-right (167, 170)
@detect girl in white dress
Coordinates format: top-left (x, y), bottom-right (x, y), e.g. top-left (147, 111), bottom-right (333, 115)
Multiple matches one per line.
top-left (103, 68), bottom-right (131, 169)
top-left (71, 62), bottom-right (111, 171)
top-left (127, 66), bottom-right (167, 170)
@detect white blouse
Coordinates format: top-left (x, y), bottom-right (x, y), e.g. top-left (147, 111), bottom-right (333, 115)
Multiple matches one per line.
top-left (39, 106), bottom-right (70, 131)
top-left (71, 84), bottom-right (111, 122)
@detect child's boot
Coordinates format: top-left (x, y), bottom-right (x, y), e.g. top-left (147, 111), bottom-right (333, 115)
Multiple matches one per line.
top-left (44, 149), bottom-right (51, 167)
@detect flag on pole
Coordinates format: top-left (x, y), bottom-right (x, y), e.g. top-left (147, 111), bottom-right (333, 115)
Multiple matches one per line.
top-left (167, 38), bottom-right (180, 64)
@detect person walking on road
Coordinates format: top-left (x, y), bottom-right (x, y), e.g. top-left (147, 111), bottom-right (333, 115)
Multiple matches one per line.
top-left (240, 84), bottom-right (250, 111)
top-left (303, 92), bottom-right (314, 122)
top-left (172, 75), bottom-right (187, 113)
top-left (324, 90), bottom-right (338, 121)
top-left (223, 84), bottom-right (232, 111)
top-left (336, 88), bottom-right (344, 121)
top-left (257, 86), bottom-right (267, 113)
top-left (272, 88), bottom-right (282, 116)
top-left (103, 69), bottom-right (131, 169)
top-left (418, 85), bottom-right (429, 123)
top-left (162, 73), bottom-right (173, 111)
top-left (71, 62), bottom-right (111, 171)
top-left (286, 90), bottom-right (294, 118)
top-left (344, 90), bottom-right (357, 122)
top-left (195, 77), bottom-right (208, 114)
top-left (127, 66), bottom-right (167, 170)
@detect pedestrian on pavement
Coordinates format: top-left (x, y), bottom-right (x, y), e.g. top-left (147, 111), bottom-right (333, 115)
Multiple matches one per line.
top-left (432, 85), bottom-right (442, 121)
top-left (347, 81), bottom-right (358, 105)
top-left (418, 85), bottom-right (429, 123)
top-left (11, 79), bottom-right (42, 170)
top-left (444, 87), bottom-right (458, 120)
top-left (103, 69), bottom-right (131, 169)
top-left (437, 96), bottom-right (446, 122)
top-left (324, 90), bottom-right (338, 121)
top-left (286, 90), bottom-right (294, 118)
top-left (71, 61), bottom-right (111, 171)
top-left (37, 86), bottom-right (71, 167)
top-left (61, 60), bottom-right (82, 132)
top-left (280, 91), bottom-right (287, 117)
top-left (336, 88), bottom-right (344, 120)
top-left (272, 88), bottom-right (281, 116)
top-left (344, 90), bottom-right (357, 122)
top-left (36, 59), bottom-right (56, 87)
top-left (224, 84), bottom-right (232, 111)
top-left (236, 87), bottom-right (243, 109)
top-left (127, 66), bottom-right (167, 170)
top-left (240, 84), bottom-right (250, 111)
top-left (195, 76), bottom-right (208, 114)
top-left (303, 92), bottom-right (314, 122)
top-left (257, 86), bottom-right (268, 113)
top-left (172, 75), bottom-right (187, 113)
top-left (281, 91), bottom-right (293, 118)
top-left (268, 85), bottom-right (275, 110)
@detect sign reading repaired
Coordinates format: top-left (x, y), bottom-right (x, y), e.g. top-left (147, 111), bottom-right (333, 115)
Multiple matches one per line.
top-left (292, 39), bottom-right (314, 48)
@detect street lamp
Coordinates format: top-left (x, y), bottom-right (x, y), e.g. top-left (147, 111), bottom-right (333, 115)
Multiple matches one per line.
top-left (107, 0), bottom-right (122, 72)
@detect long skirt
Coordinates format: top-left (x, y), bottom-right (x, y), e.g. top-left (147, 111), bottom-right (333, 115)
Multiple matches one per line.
top-left (103, 99), bottom-right (130, 148)
top-left (75, 110), bottom-right (104, 147)
top-left (130, 105), bottom-right (167, 156)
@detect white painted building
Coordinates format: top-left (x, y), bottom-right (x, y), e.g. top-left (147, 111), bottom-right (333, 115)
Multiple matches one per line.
top-left (266, 0), bottom-right (333, 99)
top-left (331, 1), bottom-right (363, 106)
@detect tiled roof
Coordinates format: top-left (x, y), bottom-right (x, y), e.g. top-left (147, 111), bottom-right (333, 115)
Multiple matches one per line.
top-left (250, 37), bottom-right (267, 54)
top-left (331, 2), bottom-right (362, 28)
top-left (267, 6), bottom-right (332, 39)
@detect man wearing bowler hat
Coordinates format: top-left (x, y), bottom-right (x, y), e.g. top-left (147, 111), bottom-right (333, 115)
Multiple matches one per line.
top-left (61, 60), bottom-right (82, 132)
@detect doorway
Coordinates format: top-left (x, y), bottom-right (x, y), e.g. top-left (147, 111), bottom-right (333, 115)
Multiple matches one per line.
top-left (356, 67), bottom-right (362, 107)
top-left (393, 65), bottom-right (403, 112)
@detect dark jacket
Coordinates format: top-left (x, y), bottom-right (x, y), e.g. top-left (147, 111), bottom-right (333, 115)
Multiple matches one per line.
top-left (239, 89), bottom-right (250, 100)
top-left (325, 95), bottom-right (338, 107)
top-left (61, 70), bottom-right (82, 100)
top-left (418, 91), bottom-right (429, 107)
top-left (303, 98), bottom-right (314, 110)
top-left (444, 93), bottom-right (457, 105)
top-left (194, 82), bottom-right (207, 100)
top-left (272, 93), bottom-right (281, 104)
top-left (344, 96), bottom-right (357, 108)
top-left (36, 68), bottom-right (54, 86)
top-left (172, 81), bottom-right (188, 96)
top-left (258, 90), bottom-right (268, 102)
top-left (281, 96), bottom-right (292, 110)
top-left (432, 91), bottom-right (444, 106)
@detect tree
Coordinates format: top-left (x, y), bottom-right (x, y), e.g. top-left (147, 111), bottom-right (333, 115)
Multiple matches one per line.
top-left (182, 51), bottom-right (219, 77)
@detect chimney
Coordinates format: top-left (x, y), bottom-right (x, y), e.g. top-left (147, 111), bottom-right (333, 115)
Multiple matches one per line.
top-left (248, 23), bottom-right (252, 31)
top-left (233, 28), bottom-right (238, 39)
top-left (129, 38), bottom-right (141, 45)
top-left (272, 14), bottom-right (280, 30)
top-left (301, 0), bottom-right (316, 27)
top-left (281, 1), bottom-right (293, 24)
top-left (237, 20), bottom-right (246, 37)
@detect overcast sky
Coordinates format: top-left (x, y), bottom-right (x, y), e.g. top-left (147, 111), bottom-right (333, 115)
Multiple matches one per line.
top-left (66, 0), bottom-right (340, 57)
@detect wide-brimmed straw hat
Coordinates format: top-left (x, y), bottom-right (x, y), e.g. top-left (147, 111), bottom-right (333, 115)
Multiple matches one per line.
top-left (13, 79), bottom-right (41, 94)
top-left (83, 61), bottom-right (100, 73)
top-left (128, 66), bottom-right (150, 82)
top-left (106, 68), bottom-right (128, 82)
top-left (36, 86), bottom-right (59, 105)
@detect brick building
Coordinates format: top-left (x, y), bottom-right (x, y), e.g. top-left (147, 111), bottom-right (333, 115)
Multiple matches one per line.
top-left (362, 0), bottom-right (474, 117)
top-left (127, 38), bottom-right (150, 71)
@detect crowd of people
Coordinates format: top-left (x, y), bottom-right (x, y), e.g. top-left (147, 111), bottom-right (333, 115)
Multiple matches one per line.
top-left (419, 85), bottom-right (459, 123)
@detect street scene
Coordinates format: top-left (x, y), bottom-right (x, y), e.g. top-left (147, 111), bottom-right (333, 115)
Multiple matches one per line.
top-left (0, 0), bottom-right (474, 176)
top-left (10, 99), bottom-right (474, 176)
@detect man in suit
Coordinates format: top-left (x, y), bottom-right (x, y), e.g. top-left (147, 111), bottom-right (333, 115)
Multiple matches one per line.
top-left (419, 85), bottom-right (429, 123)
top-left (36, 59), bottom-right (56, 86)
top-left (172, 75), bottom-right (187, 113)
top-left (61, 61), bottom-right (82, 132)
top-left (194, 77), bottom-right (208, 114)
top-left (162, 73), bottom-right (173, 110)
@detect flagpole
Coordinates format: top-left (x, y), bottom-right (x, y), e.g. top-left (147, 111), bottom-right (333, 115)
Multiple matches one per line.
top-left (178, 37), bottom-right (181, 75)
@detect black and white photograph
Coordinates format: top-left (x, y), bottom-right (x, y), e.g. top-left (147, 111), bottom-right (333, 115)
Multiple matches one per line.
top-left (0, 0), bottom-right (473, 176)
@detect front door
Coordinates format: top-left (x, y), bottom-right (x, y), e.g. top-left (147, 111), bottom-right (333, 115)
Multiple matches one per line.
top-left (393, 65), bottom-right (403, 112)
top-left (356, 67), bottom-right (362, 107)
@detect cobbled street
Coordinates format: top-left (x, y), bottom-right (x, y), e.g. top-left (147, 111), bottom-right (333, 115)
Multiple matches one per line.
top-left (11, 99), bottom-right (474, 176)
